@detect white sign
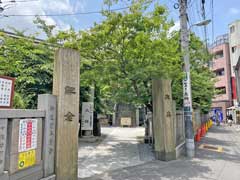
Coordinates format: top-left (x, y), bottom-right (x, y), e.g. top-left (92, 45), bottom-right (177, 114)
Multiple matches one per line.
top-left (0, 77), bottom-right (13, 107)
top-left (81, 102), bottom-right (94, 130)
top-left (18, 119), bottom-right (38, 152)
top-left (121, 117), bottom-right (132, 126)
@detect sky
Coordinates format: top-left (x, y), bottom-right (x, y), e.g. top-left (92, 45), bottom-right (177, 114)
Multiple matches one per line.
top-left (0, 0), bottom-right (240, 43)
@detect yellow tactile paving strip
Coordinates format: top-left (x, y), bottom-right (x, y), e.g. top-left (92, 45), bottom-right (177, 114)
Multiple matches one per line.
top-left (199, 144), bottom-right (223, 153)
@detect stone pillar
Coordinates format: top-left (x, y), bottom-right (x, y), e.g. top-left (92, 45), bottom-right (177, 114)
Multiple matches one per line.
top-left (152, 79), bottom-right (176, 161)
top-left (0, 119), bottom-right (7, 174)
top-left (172, 101), bottom-right (177, 146)
top-left (136, 108), bottom-right (140, 127)
top-left (53, 48), bottom-right (80, 180)
top-left (112, 104), bottom-right (116, 126)
top-left (37, 94), bottom-right (57, 177)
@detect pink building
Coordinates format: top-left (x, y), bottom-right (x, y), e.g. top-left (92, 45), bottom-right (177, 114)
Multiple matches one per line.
top-left (210, 34), bottom-right (233, 120)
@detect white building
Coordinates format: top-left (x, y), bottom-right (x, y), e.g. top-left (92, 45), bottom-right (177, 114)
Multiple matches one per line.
top-left (228, 20), bottom-right (240, 123)
top-left (228, 20), bottom-right (240, 106)
top-left (229, 20), bottom-right (240, 76)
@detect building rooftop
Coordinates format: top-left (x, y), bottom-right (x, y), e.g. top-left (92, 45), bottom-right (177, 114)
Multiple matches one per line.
top-left (229, 19), bottom-right (240, 26)
top-left (210, 34), bottom-right (229, 49)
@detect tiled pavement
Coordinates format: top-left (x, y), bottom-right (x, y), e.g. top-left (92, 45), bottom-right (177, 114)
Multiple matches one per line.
top-left (79, 124), bottom-right (240, 180)
top-left (78, 127), bottom-right (154, 179)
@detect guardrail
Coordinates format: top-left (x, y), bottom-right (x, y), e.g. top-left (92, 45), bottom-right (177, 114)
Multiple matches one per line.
top-left (0, 94), bottom-right (56, 180)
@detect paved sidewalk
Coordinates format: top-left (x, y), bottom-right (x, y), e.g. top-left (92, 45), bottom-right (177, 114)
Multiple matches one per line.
top-left (79, 124), bottom-right (240, 180)
top-left (78, 127), bottom-right (154, 179)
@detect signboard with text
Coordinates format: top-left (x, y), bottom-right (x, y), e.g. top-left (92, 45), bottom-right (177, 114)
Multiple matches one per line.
top-left (0, 76), bottom-right (15, 108)
top-left (81, 102), bottom-right (94, 130)
top-left (18, 119), bottom-right (38, 152)
top-left (18, 149), bottom-right (36, 170)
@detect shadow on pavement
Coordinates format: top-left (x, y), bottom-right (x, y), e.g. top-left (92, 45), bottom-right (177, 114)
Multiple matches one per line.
top-left (78, 128), bottom-right (153, 179)
top-left (79, 159), bottom-right (212, 180)
top-left (78, 126), bottom-right (240, 180)
top-left (195, 128), bottom-right (240, 164)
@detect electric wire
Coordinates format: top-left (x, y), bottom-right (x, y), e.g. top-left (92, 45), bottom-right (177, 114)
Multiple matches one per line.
top-left (195, 0), bottom-right (205, 40)
top-left (188, 0), bottom-right (201, 37)
top-left (211, 0), bottom-right (214, 43)
top-left (1, 0), bottom-right (39, 3)
top-left (2, 0), bottom-right (153, 17)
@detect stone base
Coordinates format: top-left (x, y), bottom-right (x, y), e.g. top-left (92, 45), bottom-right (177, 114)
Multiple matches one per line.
top-left (40, 175), bottom-right (56, 180)
top-left (155, 150), bottom-right (176, 161)
top-left (79, 136), bottom-right (99, 143)
top-left (0, 171), bottom-right (8, 180)
top-left (176, 141), bottom-right (185, 159)
top-left (144, 137), bottom-right (153, 144)
top-left (84, 130), bottom-right (92, 136)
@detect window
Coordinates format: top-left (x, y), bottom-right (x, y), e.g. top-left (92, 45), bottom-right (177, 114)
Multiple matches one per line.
top-left (232, 46), bottom-right (237, 53)
top-left (215, 68), bottom-right (225, 76)
top-left (216, 87), bottom-right (226, 95)
top-left (214, 50), bottom-right (224, 59)
top-left (230, 25), bottom-right (235, 33)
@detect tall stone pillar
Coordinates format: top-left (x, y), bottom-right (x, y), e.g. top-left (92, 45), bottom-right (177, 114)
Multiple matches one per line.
top-left (152, 79), bottom-right (176, 161)
top-left (136, 108), bottom-right (140, 127)
top-left (112, 104), bottom-right (116, 126)
top-left (53, 48), bottom-right (80, 180)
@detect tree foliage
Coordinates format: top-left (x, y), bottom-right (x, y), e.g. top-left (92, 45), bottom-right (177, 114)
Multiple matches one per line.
top-left (0, 31), bottom-right (54, 108)
top-left (0, 0), bottom-right (215, 113)
top-left (77, 1), bottom-right (181, 111)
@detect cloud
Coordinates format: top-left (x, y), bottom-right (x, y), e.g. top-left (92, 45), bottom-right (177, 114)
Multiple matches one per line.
top-left (167, 21), bottom-right (180, 38)
top-left (229, 8), bottom-right (240, 15)
top-left (0, 0), bottom-right (87, 38)
top-left (169, 21), bottom-right (180, 33)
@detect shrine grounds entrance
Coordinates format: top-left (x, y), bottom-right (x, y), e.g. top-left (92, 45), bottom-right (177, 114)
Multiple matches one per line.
top-left (78, 126), bottom-right (153, 179)
top-left (0, 48), bottom-right (192, 180)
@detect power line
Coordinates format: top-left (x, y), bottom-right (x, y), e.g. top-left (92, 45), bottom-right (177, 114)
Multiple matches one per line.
top-left (188, 0), bottom-right (201, 37)
top-left (3, 6), bottom-right (130, 17)
top-left (196, 0), bottom-right (205, 39)
top-left (1, 0), bottom-right (39, 3)
top-left (211, 0), bottom-right (214, 43)
top-left (2, 0), bottom-right (154, 17)
top-left (201, 0), bottom-right (208, 48)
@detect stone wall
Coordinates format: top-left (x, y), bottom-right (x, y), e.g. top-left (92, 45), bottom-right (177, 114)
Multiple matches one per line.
top-left (114, 103), bottom-right (137, 127)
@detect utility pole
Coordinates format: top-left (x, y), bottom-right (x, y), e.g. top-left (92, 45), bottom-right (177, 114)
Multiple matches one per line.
top-left (179, 0), bottom-right (195, 158)
top-left (201, 0), bottom-right (208, 48)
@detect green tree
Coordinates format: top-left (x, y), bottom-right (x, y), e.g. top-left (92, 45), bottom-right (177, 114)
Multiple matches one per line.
top-left (78, 1), bottom-right (181, 111)
top-left (52, 0), bottom-right (215, 113)
top-left (0, 31), bottom-right (54, 108)
top-left (172, 33), bottom-right (215, 112)
top-left (0, 0), bottom-right (215, 114)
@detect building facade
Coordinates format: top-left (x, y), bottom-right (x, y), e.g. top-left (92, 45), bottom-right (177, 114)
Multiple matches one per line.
top-left (210, 34), bottom-right (233, 121)
top-left (229, 20), bottom-right (240, 106)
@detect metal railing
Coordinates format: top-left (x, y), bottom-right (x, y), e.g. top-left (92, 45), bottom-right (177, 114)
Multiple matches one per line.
top-left (209, 34), bottom-right (229, 49)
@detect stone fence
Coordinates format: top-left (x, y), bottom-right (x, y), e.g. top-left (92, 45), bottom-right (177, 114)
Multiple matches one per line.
top-left (193, 110), bottom-right (209, 135)
top-left (175, 110), bottom-right (209, 158)
top-left (0, 94), bottom-right (56, 180)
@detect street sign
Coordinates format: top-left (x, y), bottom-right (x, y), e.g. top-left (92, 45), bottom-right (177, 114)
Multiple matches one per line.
top-left (0, 76), bottom-right (15, 108)
top-left (81, 102), bottom-right (94, 130)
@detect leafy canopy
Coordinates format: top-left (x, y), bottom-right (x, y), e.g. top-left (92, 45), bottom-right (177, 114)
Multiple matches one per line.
top-left (0, 0), bottom-right (215, 113)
